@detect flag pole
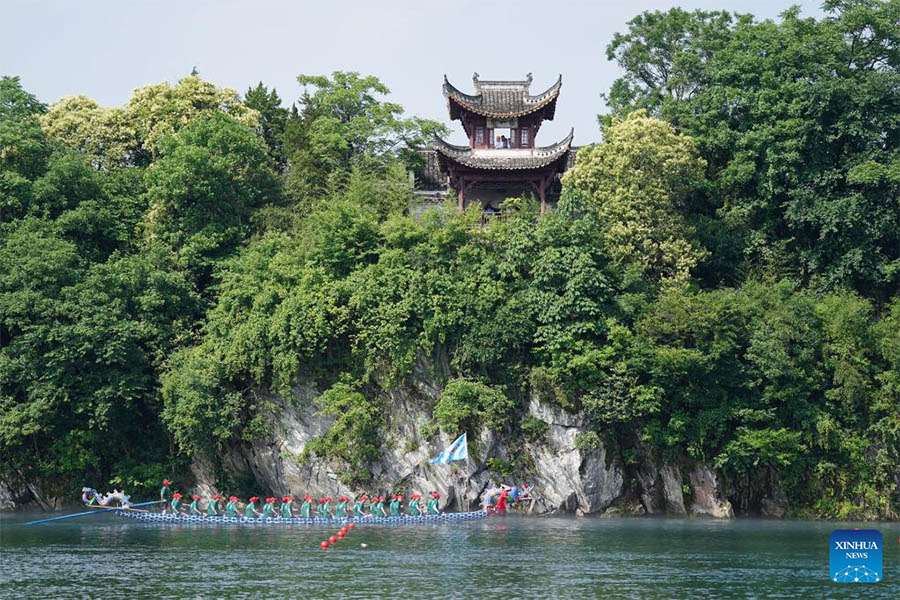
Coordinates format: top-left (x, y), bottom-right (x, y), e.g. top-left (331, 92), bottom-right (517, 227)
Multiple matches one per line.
top-left (464, 432), bottom-right (470, 512)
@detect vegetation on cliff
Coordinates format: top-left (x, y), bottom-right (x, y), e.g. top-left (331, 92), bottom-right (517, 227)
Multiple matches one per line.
top-left (1, 1), bottom-right (898, 517)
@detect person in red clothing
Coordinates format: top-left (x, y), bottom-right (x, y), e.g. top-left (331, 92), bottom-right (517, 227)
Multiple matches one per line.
top-left (494, 488), bottom-right (509, 514)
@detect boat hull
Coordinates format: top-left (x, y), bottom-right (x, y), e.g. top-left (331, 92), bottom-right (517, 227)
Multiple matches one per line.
top-left (114, 509), bottom-right (486, 525)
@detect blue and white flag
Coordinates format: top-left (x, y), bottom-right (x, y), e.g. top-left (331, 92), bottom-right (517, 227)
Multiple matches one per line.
top-left (430, 433), bottom-right (468, 464)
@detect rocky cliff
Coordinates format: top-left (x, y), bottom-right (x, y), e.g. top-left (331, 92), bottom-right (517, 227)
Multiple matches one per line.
top-left (3, 370), bottom-right (790, 517)
top-left (188, 371), bottom-right (770, 519)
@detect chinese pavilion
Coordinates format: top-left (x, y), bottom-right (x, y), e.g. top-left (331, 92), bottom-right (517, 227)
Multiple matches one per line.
top-left (433, 73), bottom-right (574, 215)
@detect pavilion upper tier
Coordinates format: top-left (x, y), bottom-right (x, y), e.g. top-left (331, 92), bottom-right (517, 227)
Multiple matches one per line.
top-left (443, 72), bottom-right (562, 121)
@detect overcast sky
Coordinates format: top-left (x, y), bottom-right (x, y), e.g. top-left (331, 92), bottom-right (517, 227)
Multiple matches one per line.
top-left (3, 0), bottom-right (824, 145)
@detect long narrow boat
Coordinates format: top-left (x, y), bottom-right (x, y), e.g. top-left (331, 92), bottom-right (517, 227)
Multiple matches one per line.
top-left (114, 509), bottom-right (487, 525)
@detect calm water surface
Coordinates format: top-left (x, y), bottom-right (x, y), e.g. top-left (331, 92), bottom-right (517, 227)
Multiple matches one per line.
top-left (1, 513), bottom-right (898, 598)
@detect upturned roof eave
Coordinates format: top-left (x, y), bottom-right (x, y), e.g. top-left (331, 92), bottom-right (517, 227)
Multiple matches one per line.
top-left (432, 129), bottom-right (574, 171)
top-left (442, 74), bottom-right (562, 120)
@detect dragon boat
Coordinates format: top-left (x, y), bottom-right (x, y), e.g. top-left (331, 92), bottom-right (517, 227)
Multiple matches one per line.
top-left (114, 509), bottom-right (487, 526)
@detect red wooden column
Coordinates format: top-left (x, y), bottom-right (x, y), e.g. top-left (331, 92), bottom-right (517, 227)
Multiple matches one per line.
top-left (539, 182), bottom-right (546, 215)
top-left (538, 172), bottom-right (553, 215)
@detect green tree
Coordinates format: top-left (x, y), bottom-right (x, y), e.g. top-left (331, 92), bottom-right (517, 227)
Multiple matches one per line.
top-left (244, 82), bottom-right (289, 171)
top-left (143, 112), bottom-right (279, 290)
top-left (1, 77), bottom-right (50, 221)
top-left (564, 111), bottom-right (707, 285)
top-left (40, 96), bottom-right (136, 169)
top-left (283, 71), bottom-right (447, 204)
top-left (0, 220), bottom-right (196, 499)
top-left (604, 7), bottom-right (740, 118)
top-left (40, 75), bottom-right (260, 169)
top-left (604, 2), bottom-right (900, 298)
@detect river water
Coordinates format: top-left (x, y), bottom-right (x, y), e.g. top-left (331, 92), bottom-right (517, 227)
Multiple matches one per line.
top-left (1, 513), bottom-right (898, 598)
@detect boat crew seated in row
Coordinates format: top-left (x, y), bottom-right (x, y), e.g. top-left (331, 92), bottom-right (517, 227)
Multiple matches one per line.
top-left (158, 481), bottom-right (445, 518)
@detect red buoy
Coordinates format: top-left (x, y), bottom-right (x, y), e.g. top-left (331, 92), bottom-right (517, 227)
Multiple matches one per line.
top-left (340, 526), bottom-right (348, 534)
top-left (320, 541), bottom-right (329, 549)
top-left (348, 523), bottom-right (356, 530)
top-left (329, 536), bottom-right (337, 543)
top-left (338, 531), bottom-right (345, 539)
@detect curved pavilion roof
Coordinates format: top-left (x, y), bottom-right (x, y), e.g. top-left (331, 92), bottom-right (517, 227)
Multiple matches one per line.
top-left (443, 73), bottom-right (562, 120)
top-left (433, 129), bottom-right (574, 171)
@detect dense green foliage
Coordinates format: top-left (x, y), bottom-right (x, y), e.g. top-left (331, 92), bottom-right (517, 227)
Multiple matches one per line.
top-left (605, 0), bottom-right (900, 299)
top-left (1, 2), bottom-right (898, 517)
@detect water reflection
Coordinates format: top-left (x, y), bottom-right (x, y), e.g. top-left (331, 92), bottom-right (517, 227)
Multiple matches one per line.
top-left (1, 514), bottom-right (898, 599)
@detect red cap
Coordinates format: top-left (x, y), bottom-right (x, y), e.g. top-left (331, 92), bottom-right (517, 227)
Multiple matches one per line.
top-left (213, 494), bottom-right (222, 500)
top-left (249, 496), bottom-right (258, 502)
top-left (192, 494), bottom-right (200, 501)
top-left (319, 498), bottom-right (325, 503)
top-left (163, 480), bottom-right (171, 486)
top-left (229, 496), bottom-right (238, 502)
top-left (173, 492), bottom-right (182, 499)
top-left (326, 496), bottom-right (332, 502)
top-left (266, 497), bottom-right (274, 503)
top-left (434, 493), bottom-right (441, 498)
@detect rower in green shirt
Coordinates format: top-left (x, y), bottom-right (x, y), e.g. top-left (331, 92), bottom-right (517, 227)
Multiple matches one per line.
top-left (207, 494), bottom-right (221, 516)
top-left (373, 496), bottom-right (387, 517)
top-left (225, 496), bottom-right (239, 517)
top-left (427, 492), bottom-right (441, 515)
top-left (170, 492), bottom-right (184, 514)
top-left (280, 496), bottom-right (294, 518)
top-left (300, 495), bottom-right (312, 518)
top-left (261, 497), bottom-right (276, 518)
top-left (353, 495), bottom-right (370, 517)
top-left (389, 495), bottom-right (402, 516)
top-left (188, 494), bottom-right (203, 516)
top-left (408, 493), bottom-right (422, 516)
top-left (160, 480), bottom-right (171, 513)
top-left (244, 496), bottom-right (261, 518)
top-left (318, 497), bottom-right (333, 519)
top-left (334, 496), bottom-right (347, 518)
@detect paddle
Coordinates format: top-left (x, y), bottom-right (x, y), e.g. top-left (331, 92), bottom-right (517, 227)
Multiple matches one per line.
top-left (25, 500), bottom-right (163, 525)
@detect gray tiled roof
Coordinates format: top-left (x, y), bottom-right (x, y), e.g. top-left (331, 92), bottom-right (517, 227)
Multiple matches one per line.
top-left (443, 73), bottom-right (562, 119)
top-left (433, 129), bottom-right (574, 171)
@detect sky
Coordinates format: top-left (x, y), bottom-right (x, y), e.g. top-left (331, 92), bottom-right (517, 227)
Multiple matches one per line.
top-left (2, 0), bottom-right (825, 145)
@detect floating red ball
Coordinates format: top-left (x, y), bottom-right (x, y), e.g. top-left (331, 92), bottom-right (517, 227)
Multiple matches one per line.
top-left (320, 541), bottom-right (329, 549)
top-left (329, 536), bottom-right (337, 543)
top-left (338, 531), bottom-right (346, 539)
top-left (348, 523), bottom-right (356, 530)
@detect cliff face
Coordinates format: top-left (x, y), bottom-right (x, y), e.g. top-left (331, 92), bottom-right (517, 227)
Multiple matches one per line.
top-left (188, 369), bottom-right (772, 519)
top-left (2, 368), bottom-right (788, 517)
